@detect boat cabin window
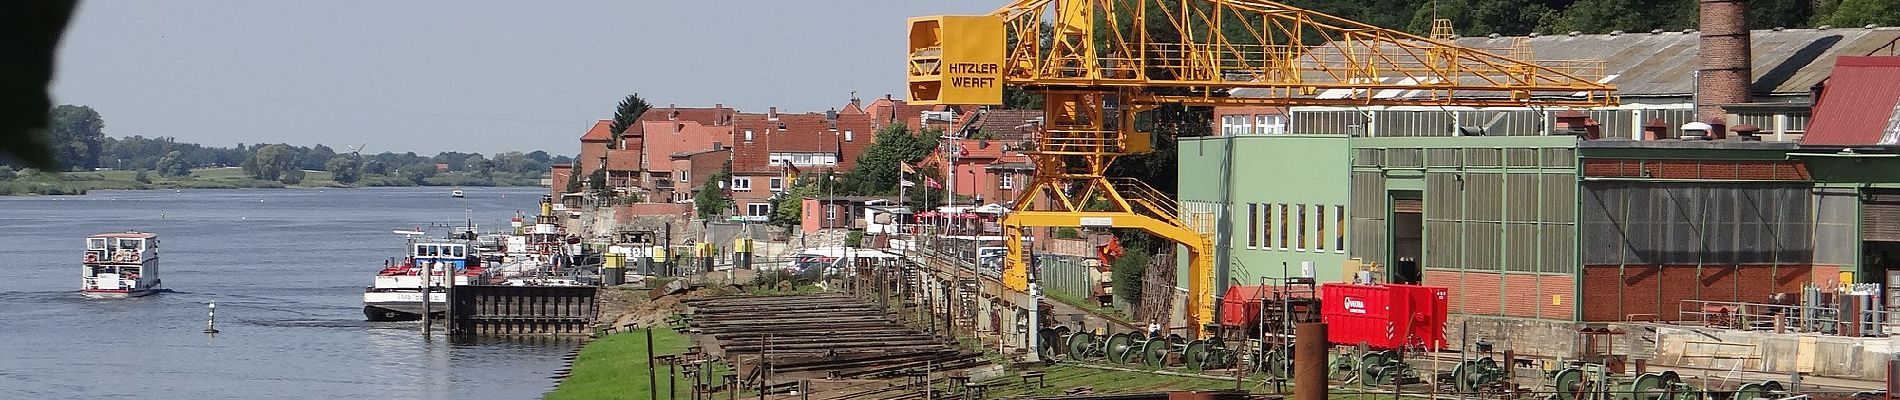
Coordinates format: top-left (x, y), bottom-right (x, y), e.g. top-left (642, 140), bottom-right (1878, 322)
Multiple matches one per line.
top-left (449, 245), bottom-right (464, 258)
top-left (116, 238), bottom-right (143, 251)
top-left (88, 238), bottom-right (107, 250)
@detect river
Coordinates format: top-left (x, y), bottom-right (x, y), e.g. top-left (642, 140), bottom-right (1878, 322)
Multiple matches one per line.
top-left (0, 186), bottom-right (575, 399)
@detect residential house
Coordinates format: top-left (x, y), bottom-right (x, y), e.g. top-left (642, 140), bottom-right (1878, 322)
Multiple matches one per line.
top-left (667, 147), bottom-right (730, 204)
top-left (634, 105), bottom-right (735, 199)
top-left (727, 109), bottom-right (876, 219)
top-left (853, 93), bottom-right (960, 131)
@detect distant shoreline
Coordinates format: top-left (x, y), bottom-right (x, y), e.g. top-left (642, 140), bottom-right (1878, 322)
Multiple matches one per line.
top-left (0, 167), bottom-right (548, 196)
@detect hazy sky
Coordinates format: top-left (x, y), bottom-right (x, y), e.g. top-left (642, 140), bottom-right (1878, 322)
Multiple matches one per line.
top-left (49, 1), bottom-right (997, 155)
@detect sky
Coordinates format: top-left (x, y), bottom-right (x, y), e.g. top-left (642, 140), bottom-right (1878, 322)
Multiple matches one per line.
top-left (49, 1), bottom-right (998, 155)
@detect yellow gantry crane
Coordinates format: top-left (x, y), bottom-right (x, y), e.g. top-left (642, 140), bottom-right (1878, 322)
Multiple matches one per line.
top-left (905, 0), bottom-right (1616, 337)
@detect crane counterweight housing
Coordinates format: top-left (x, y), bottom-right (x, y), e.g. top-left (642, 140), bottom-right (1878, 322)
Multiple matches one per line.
top-left (907, 15), bottom-right (1007, 106)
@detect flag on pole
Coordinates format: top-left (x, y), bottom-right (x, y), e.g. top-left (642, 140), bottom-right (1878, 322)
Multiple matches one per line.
top-left (924, 177), bottom-right (942, 189)
top-left (901, 179), bottom-right (916, 188)
top-left (900, 162), bottom-right (916, 175)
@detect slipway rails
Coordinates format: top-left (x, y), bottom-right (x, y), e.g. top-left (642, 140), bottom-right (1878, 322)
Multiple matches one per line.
top-left (680, 293), bottom-right (989, 389)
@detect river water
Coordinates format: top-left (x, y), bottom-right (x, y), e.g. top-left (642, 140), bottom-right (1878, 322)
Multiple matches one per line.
top-left (0, 187), bottom-right (576, 399)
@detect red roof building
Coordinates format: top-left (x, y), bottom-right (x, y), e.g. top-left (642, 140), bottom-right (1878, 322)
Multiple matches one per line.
top-left (858, 94), bottom-right (959, 131)
top-left (723, 109), bottom-right (877, 218)
top-left (1800, 57), bottom-right (1900, 146)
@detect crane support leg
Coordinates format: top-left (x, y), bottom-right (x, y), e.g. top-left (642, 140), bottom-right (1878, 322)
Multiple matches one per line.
top-left (1001, 90), bottom-right (1216, 337)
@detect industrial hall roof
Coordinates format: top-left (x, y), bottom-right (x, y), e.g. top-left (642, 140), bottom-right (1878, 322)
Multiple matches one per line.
top-left (1800, 56), bottom-right (1900, 147)
top-left (1229, 27), bottom-right (1900, 101)
top-left (1449, 27), bottom-right (1900, 98)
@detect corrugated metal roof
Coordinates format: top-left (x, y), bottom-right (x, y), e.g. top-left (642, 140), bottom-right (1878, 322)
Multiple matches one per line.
top-left (1799, 56), bottom-right (1900, 146)
top-left (1451, 28), bottom-right (1900, 97)
top-left (1230, 28), bottom-right (1900, 101)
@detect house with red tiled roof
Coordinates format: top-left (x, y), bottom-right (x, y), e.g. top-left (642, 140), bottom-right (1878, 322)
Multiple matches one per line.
top-left (573, 118), bottom-right (642, 190)
top-left (722, 109), bottom-right (876, 218)
top-left (857, 94), bottom-right (960, 132)
top-left (559, 105), bottom-right (737, 201)
top-left (637, 115), bottom-right (733, 199)
top-left (921, 138), bottom-right (1016, 205)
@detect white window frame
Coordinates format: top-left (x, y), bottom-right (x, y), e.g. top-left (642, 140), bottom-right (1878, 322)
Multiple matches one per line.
top-left (1255, 114), bottom-right (1287, 135)
top-left (746, 203), bottom-right (771, 216)
top-left (731, 177), bottom-right (751, 191)
top-left (769, 177), bottom-right (784, 192)
top-left (825, 205), bottom-right (838, 220)
top-left (999, 172), bottom-right (1014, 189)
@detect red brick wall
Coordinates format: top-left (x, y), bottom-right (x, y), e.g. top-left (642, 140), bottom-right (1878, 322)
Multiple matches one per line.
top-left (1581, 159), bottom-right (1809, 180)
top-left (1580, 265), bottom-right (1825, 322)
top-left (1424, 270), bottom-right (1576, 320)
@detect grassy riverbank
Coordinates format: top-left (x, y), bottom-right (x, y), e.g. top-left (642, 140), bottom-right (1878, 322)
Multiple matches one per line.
top-left (547, 326), bottom-right (731, 400)
top-left (0, 167), bottom-right (542, 195)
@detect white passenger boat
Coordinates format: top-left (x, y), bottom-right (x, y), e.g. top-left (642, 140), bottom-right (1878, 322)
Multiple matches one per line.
top-left (82, 231), bottom-right (163, 298)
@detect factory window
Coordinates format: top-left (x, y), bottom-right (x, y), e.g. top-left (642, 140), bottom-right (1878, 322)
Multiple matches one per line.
top-left (1247, 204), bottom-right (1258, 248)
top-left (1263, 203), bottom-right (1273, 250)
top-left (1221, 115), bottom-right (1250, 136)
top-left (1254, 114), bottom-right (1287, 135)
top-left (1784, 112), bottom-right (1810, 135)
top-left (731, 177), bottom-right (751, 191)
top-left (1279, 204), bottom-right (1290, 250)
top-left (1335, 205), bottom-right (1346, 253)
top-left (1316, 205), bottom-right (1326, 251)
top-left (1297, 204), bottom-right (1308, 251)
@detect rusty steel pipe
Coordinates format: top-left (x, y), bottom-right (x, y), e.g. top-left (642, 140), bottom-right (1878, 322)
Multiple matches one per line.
top-left (1295, 322), bottom-right (1328, 400)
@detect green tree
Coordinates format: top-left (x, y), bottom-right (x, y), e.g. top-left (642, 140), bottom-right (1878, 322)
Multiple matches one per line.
top-left (133, 169), bottom-right (150, 183)
top-left (1110, 247), bottom-right (1151, 307)
top-left (154, 150), bottom-right (192, 178)
top-left (325, 156), bottom-right (361, 184)
top-left (769, 180), bottom-right (820, 227)
top-left (0, 167), bottom-right (15, 180)
top-left (280, 168), bottom-right (305, 185)
top-left (48, 104), bottom-right (105, 170)
top-left (242, 144), bottom-right (297, 181)
top-left (564, 165), bottom-right (584, 193)
top-left (607, 93), bottom-right (652, 149)
top-left (587, 169), bottom-right (610, 199)
top-left (694, 162), bottom-right (733, 218)
top-left (1825, 0), bottom-right (1900, 26)
top-left (1407, 0), bottom-right (1558, 36)
top-left (841, 124), bottom-right (939, 196)
top-left (397, 164), bottom-right (434, 185)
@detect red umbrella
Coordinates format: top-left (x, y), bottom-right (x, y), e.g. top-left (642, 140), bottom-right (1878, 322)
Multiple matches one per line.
top-left (917, 211), bottom-right (939, 218)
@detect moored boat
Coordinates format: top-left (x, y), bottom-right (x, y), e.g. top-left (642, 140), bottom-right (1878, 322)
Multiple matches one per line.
top-left (83, 231), bottom-right (163, 298)
top-left (362, 241), bottom-right (482, 321)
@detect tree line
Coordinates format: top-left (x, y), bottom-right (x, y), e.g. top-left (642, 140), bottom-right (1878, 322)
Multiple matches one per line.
top-left (10, 104), bottom-right (568, 186)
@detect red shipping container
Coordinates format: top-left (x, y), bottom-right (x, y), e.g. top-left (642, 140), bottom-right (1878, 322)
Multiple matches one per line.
top-left (1320, 283), bottom-right (1448, 350)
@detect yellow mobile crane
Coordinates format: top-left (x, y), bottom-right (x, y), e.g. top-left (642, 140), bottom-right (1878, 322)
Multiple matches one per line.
top-left (905, 0), bottom-right (1616, 338)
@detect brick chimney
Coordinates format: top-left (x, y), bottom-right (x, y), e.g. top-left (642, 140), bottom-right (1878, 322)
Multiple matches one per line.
top-left (1698, 0), bottom-right (1751, 138)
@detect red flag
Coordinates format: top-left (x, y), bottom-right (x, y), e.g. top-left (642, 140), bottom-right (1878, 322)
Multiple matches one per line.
top-left (924, 177), bottom-right (942, 189)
